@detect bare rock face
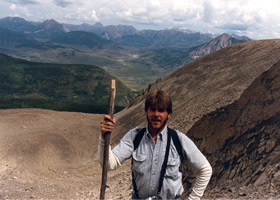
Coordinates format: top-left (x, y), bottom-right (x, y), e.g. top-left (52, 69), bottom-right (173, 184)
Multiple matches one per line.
top-left (189, 33), bottom-right (250, 59)
top-left (186, 60), bottom-right (280, 199)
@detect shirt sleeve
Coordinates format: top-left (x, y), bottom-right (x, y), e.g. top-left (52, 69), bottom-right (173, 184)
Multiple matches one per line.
top-left (177, 131), bottom-right (209, 171)
top-left (177, 130), bottom-right (212, 199)
top-left (98, 127), bottom-right (142, 170)
top-left (187, 161), bottom-right (212, 200)
top-left (98, 135), bottom-right (121, 170)
top-left (112, 127), bottom-right (140, 164)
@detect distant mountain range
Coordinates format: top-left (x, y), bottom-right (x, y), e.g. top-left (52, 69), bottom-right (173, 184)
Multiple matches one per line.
top-left (0, 17), bottom-right (115, 49)
top-left (0, 16), bottom-right (250, 49)
top-left (0, 16), bottom-right (38, 32)
top-left (0, 16), bottom-right (251, 90)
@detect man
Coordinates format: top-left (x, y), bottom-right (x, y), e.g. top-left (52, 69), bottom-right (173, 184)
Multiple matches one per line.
top-left (98, 90), bottom-right (212, 199)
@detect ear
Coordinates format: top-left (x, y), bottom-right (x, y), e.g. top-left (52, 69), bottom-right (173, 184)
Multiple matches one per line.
top-left (168, 113), bottom-right (171, 119)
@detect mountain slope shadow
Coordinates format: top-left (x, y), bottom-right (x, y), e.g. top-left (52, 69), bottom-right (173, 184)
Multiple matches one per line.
top-left (184, 60), bottom-right (280, 199)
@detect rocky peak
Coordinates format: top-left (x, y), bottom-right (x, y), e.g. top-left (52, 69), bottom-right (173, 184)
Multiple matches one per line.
top-left (37, 19), bottom-right (69, 32)
top-left (0, 17), bottom-right (37, 32)
top-left (1, 16), bottom-right (27, 23)
top-left (190, 33), bottom-right (249, 59)
top-left (217, 32), bottom-right (231, 39)
top-left (103, 24), bottom-right (137, 39)
top-left (93, 22), bottom-right (103, 28)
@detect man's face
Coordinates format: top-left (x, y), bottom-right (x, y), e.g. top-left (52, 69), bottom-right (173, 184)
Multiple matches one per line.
top-left (146, 106), bottom-right (170, 133)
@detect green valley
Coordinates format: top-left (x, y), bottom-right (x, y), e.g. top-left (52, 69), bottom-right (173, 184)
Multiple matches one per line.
top-left (0, 53), bottom-right (133, 113)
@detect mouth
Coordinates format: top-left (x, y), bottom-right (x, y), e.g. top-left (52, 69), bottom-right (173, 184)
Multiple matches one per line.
top-left (151, 118), bottom-right (161, 123)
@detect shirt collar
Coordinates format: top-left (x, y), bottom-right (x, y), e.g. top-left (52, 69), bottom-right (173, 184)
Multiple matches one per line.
top-left (146, 124), bottom-right (168, 141)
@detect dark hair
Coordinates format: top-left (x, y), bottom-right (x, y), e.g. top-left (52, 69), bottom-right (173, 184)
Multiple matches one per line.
top-left (145, 90), bottom-right (172, 113)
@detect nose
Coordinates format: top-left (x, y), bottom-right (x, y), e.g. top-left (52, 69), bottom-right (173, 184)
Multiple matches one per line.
top-left (154, 109), bottom-right (160, 116)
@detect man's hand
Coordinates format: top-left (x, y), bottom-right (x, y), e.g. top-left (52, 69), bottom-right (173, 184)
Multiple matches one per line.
top-left (100, 115), bottom-right (116, 136)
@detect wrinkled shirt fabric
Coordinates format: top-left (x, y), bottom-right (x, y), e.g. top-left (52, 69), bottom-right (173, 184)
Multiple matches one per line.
top-left (112, 125), bottom-right (209, 199)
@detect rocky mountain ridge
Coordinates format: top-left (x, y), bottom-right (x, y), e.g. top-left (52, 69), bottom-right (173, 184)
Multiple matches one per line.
top-left (0, 16), bottom-right (38, 32)
top-left (36, 19), bottom-right (69, 33)
top-left (190, 33), bottom-right (251, 59)
top-left (187, 60), bottom-right (280, 199)
top-left (0, 16), bottom-right (249, 49)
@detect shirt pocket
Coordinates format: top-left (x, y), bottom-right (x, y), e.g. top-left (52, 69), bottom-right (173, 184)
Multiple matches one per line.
top-left (132, 151), bottom-right (146, 175)
top-left (165, 158), bottom-right (180, 180)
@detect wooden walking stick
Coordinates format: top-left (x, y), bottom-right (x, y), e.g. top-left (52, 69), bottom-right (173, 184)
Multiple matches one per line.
top-left (100, 79), bottom-right (116, 200)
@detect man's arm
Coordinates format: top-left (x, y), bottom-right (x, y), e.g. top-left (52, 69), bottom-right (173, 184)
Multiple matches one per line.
top-left (177, 131), bottom-right (212, 200)
top-left (187, 161), bottom-right (212, 200)
top-left (98, 135), bottom-right (121, 170)
top-left (98, 115), bottom-right (121, 170)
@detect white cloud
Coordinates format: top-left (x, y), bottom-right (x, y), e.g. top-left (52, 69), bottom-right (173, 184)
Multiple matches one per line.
top-left (91, 9), bottom-right (99, 22)
top-left (7, 3), bottom-right (32, 17)
top-left (150, 0), bottom-right (161, 8)
top-left (9, 3), bottom-right (17, 10)
top-left (1, 0), bottom-right (280, 39)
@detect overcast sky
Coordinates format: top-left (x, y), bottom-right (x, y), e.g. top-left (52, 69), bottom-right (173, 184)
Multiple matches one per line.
top-left (0, 0), bottom-right (280, 39)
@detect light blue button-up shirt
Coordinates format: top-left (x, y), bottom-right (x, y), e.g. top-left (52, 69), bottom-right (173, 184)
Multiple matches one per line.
top-left (112, 125), bottom-right (208, 199)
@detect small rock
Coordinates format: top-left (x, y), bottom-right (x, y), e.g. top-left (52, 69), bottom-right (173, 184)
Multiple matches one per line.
top-left (239, 192), bottom-right (247, 196)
